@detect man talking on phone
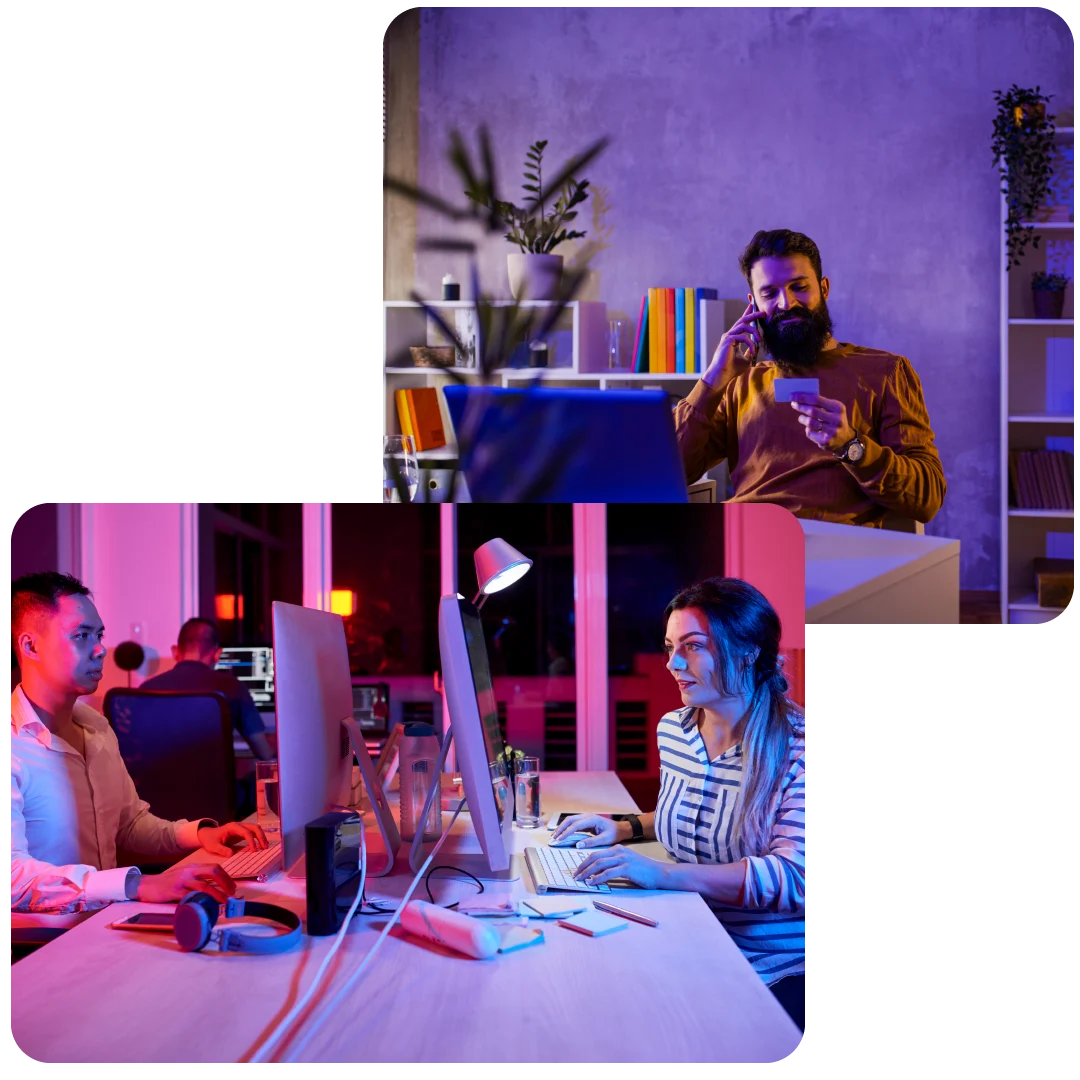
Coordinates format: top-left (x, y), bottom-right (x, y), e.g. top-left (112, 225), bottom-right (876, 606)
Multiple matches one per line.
top-left (11, 572), bottom-right (268, 914)
top-left (674, 229), bottom-right (945, 526)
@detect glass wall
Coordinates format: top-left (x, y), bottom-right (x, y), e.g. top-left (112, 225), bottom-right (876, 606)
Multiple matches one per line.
top-left (606, 504), bottom-right (726, 808)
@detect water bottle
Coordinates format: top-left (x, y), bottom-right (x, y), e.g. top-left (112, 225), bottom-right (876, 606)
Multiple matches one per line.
top-left (398, 722), bottom-right (442, 841)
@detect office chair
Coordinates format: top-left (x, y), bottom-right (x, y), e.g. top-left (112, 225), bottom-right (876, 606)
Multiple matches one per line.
top-left (103, 689), bottom-right (237, 827)
top-left (879, 511), bottom-right (926, 535)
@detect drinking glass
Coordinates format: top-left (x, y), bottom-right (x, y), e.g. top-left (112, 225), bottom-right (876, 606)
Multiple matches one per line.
top-left (514, 756), bottom-right (541, 828)
top-left (255, 760), bottom-right (281, 840)
top-left (383, 434), bottom-right (419, 503)
top-left (608, 318), bottom-right (627, 370)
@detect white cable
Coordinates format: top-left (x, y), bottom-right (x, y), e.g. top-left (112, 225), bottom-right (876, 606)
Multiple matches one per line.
top-left (248, 816), bottom-right (369, 1064)
top-left (281, 798), bottom-right (468, 1063)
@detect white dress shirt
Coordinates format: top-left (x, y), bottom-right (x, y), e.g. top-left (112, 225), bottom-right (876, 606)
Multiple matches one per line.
top-left (11, 685), bottom-right (212, 913)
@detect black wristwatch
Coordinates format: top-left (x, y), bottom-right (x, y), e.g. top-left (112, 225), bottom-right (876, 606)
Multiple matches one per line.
top-left (624, 814), bottom-right (644, 842)
top-left (834, 433), bottom-right (866, 463)
top-left (124, 867), bottom-right (142, 900)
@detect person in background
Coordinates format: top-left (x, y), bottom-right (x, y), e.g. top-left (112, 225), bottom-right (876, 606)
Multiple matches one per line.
top-left (141, 617), bottom-right (274, 760)
top-left (674, 228), bottom-right (944, 526)
top-left (11, 573), bottom-right (268, 913)
top-left (552, 577), bottom-right (805, 1031)
top-left (546, 632), bottom-right (573, 676)
top-left (376, 626), bottom-right (409, 675)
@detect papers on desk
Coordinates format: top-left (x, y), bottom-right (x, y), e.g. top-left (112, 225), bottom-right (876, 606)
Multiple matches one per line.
top-left (494, 925), bottom-right (545, 954)
top-left (557, 910), bottom-right (629, 937)
top-left (521, 896), bottom-right (588, 919)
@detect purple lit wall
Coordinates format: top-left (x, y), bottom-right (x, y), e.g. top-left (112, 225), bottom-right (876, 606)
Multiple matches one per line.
top-left (412, 7), bottom-right (1073, 589)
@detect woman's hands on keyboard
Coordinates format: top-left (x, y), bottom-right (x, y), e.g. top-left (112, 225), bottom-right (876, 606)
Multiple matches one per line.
top-left (551, 814), bottom-right (623, 848)
top-left (572, 846), bottom-right (668, 890)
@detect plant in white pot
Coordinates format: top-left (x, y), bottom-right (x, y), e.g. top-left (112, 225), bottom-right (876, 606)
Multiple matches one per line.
top-left (466, 140), bottom-right (594, 300)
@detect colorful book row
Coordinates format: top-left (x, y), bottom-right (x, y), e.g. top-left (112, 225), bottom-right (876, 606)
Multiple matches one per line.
top-left (1008, 449), bottom-right (1074, 510)
top-left (632, 288), bottom-right (718, 374)
top-left (395, 386), bottom-right (446, 451)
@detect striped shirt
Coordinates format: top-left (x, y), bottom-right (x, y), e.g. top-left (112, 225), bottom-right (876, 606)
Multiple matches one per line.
top-left (656, 706), bottom-right (805, 985)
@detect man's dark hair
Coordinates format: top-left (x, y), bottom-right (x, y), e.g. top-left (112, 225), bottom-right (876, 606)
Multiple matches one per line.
top-left (11, 571), bottom-right (92, 656)
top-left (739, 229), bottom-right (824, 286)
top-left (177, 617), bottom-right (221, 654)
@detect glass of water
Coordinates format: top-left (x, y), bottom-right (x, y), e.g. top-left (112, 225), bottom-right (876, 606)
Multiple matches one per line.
top-left (255, 759), bottom-right (280, 840)
top-left (608, 318), bottom-right (627, 370)
top-left (383, 434), bottom-right (419, 503)
top-left (514, 755), bottom-right (541, 828)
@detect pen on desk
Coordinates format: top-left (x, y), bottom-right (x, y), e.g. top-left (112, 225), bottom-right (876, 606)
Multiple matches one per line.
top-left (592, 900), bottom-right (659, 927)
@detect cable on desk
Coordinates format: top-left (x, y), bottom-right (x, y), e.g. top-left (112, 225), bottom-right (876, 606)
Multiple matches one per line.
top-left (424, 864), bottom-right (484, 907)
top-left (274, 799), bottom-right (468, 1067)
top-left (246, 816), bottom-right (371, 1062)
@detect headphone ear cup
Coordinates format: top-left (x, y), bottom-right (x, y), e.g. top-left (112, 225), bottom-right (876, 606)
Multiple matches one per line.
top-left (173, 891), bottom-right (219, 952)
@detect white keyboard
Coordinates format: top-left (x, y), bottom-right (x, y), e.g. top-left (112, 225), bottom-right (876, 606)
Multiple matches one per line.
top-left (525, 845), bottom-right (612, 894)
top-left (221, 842), bottom-right (282, 882)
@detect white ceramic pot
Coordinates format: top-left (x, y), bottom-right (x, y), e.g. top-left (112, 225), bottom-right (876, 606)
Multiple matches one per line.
top-left (507, 253), bottom-right (563, 301)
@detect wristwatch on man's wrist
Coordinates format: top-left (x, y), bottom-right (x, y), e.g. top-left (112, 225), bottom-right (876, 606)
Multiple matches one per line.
top-left (623, 814), bottom-right (644, 842)
top-left (834, 433), bottom-right (866, 463)
top-left (124, 867), bottom-right (142, 900)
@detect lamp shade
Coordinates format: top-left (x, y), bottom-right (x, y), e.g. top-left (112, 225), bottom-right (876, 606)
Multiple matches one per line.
top-left (474, 538), bottom-right (533, 598)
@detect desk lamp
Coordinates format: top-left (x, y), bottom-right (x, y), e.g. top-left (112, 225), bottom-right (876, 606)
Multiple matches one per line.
top-left (472, 537), bottom-right (532, 609)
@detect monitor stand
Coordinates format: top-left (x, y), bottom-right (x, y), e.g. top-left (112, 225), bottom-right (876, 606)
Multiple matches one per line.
top-left (342, 717), bottom-right (402, 877)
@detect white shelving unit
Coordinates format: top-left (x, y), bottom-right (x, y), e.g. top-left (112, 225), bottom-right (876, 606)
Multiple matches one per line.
top-left (999, 126), bottom-right (1075, 623)
top-left (382, 298), bottom-right (743, 458)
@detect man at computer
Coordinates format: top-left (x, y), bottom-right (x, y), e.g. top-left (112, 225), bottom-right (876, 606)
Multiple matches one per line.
top-left (552, 578), bottom-right (805, 1030)
top-left (674, 229), bottom-right (945, 526)
top-left (11, 573), bottom-right (269, 913)
top-left (141, 617), bottom-right (274, 760)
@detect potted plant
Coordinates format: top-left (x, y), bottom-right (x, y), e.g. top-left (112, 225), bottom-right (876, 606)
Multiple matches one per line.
top-left (383, 127), bottom-right (609, 501)
top-left (991, 84), bottom-right (1058, 269)
top-left (1032, 271), bottom-right (1070, 319)
top-left (465, 140), bottom-right (594, 301)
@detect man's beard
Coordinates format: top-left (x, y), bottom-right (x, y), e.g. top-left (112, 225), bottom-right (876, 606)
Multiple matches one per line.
top-left (761, 299), bottom-right (835, 374)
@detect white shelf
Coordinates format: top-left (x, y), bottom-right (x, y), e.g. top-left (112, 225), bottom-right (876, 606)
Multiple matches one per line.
top-left (1007, 591), bottom-right (1066, 613)
top-left (601, 371), bottom-right (703, 381)
top-left (1007, 508), bottom-right (1074, 518)
top-left (414, 447), bottom-right (458, 461)
top-left (1008, 413), bottom-right (1074, 424)
top-left (997, 129), bottom-right (1075, 626)
top-left (1008, 318), bottom-right (1074, 326)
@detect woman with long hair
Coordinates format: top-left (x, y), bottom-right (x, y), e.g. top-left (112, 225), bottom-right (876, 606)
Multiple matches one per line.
top-left (552, 577), bottom-right (805, 1028)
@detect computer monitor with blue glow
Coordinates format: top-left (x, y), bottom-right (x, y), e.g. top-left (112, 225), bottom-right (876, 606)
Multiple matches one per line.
top-left (215, 645), bottom-right (275, 712)
top-left (272, 602), bottom-right (399, 875)
top-left (436, 593), bottom-right (515, 879)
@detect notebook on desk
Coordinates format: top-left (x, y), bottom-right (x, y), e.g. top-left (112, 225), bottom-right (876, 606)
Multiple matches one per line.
top-left (442, 385), bottom-right (689, 502)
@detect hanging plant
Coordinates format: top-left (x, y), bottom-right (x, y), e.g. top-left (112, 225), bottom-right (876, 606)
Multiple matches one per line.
top-left (991, 84), bottom-right (1057, 270)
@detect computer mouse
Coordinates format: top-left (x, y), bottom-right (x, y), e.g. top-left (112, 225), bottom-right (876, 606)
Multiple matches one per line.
top-left (549, 832), bottom-right (593, 848)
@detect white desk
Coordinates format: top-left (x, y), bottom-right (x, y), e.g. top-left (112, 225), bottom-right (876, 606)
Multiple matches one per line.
top-left (11, 771), bottom-right (800, 1063)
top-left (803, 519), bottom-right (961, 623)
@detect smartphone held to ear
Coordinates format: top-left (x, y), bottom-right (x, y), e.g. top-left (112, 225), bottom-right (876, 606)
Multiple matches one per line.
top-left (744, 297), bottom-right (763, 363)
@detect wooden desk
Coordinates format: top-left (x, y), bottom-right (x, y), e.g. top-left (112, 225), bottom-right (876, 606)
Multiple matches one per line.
top-left (803, 519), bottom-right (961, 623)
top-left (11, 771), bottom-right (800, 1063)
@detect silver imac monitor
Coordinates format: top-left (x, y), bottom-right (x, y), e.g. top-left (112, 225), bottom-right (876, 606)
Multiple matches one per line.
top-left (438, 593), bottom-right (514, 877)
top-left (272, 601), bottom-right (400, 876)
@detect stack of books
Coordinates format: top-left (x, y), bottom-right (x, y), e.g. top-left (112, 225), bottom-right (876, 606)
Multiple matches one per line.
top-left (1007, 449), bottom-right (1074, 509)
top-left (632, 288), bottom-right (718, 374)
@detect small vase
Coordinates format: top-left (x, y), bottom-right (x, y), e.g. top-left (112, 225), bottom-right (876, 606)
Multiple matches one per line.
top-left (1032, 289), bottom-right (1066, 319)
top-left (507, 253), bottom-right (563, 301)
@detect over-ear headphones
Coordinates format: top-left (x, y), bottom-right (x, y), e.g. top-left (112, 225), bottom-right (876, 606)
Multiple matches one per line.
top-left (173, 891), bottom-right (302, 954)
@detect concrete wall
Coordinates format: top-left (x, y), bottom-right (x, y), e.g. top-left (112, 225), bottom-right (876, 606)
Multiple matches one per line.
top-left (412, 7), bottom-right (1074, 589)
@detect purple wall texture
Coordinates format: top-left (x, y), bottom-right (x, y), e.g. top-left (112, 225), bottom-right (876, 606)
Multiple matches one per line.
top-left (412, 7), bottom-right (1073, 589)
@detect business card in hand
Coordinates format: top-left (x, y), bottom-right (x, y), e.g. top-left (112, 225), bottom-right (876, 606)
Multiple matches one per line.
top-left (773, 377), bottom-right (819, 403)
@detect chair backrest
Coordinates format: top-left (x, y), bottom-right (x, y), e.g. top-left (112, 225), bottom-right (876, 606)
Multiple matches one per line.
top-left (103, 689), bottom-right (236, 824)
top-left (879, 511), bottom-right (926, 535)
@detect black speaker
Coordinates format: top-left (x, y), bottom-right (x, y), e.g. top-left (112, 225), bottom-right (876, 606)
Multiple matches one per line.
top-left (113, 641), bottom-right (145, 687)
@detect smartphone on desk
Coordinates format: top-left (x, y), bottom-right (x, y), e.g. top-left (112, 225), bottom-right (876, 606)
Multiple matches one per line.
top-left (109, 912), bottom-right (175, 933)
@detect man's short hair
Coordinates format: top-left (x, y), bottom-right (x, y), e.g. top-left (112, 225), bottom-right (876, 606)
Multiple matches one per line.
top-left (739, 229), bottom-right (824, 286)
top-left (177, 617), bottom-right (220, 655)
top-left (11, 571), bottom-right (92, 657)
